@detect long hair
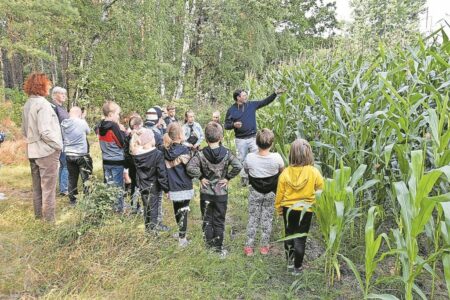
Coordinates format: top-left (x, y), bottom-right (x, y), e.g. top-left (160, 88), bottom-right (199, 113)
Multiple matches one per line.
top-left (289, 138), bottom-right (314, 166)
top-left (163, 122), bottom-right (183, 149)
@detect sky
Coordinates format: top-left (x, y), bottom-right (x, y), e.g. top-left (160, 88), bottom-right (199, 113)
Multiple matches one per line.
top-left (334, 0), bottom-right (450, 33)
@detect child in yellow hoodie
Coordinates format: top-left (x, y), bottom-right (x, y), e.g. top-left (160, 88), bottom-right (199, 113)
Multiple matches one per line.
top-left (275, 138), bottom-right (324, 275)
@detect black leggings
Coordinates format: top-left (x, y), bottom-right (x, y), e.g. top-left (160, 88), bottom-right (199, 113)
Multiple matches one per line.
top-left (283, 207), bottom-right (313, 268)
top-left (173, 200), bottom-right (190, 238)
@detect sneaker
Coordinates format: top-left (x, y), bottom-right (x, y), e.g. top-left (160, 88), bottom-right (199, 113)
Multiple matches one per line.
top-left (291, 267), bottom-right (303, 276)
top-left (155, 223), bottom-right (170, 232)
top-left (178, 237), bottom-right (189, 248)
top-left (59, 192), bottom-right (68, 197)
top-left (287, 258), bottom-right (294, 270)
top-left (259, 246), bottom-right (270, 255)
top-left (219, 249), bottom-right (228, 259)
top-left (244, 246), bottom-right (254, 256)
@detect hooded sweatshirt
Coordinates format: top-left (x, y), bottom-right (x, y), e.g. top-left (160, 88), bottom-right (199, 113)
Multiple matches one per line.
top-left (164, 143), bottom-right (193, 193)
top-left (98, 120), bottom-right (126, 165)
top-left (186, 145), bottom-right (242, 199)
top-left (275, 165), bottom-right (324, 214)
top-left (132, 148), bottom-right (169, 193)
top-left (61, 118), bottom-right (90, 156)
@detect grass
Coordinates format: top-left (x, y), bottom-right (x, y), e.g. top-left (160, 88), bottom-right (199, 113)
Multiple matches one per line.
top-left (0, 140), bottom-right (364, 299)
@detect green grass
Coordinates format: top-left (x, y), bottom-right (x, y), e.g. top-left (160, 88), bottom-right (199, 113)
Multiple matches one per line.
top-left (0, 143), bottom-right (365, 299)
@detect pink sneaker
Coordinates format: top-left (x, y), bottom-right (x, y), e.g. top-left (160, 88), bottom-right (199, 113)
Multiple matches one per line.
top-left (244, 246), bottom-right (254, 256)
top-left (259, 246), bottom-right (270, 255)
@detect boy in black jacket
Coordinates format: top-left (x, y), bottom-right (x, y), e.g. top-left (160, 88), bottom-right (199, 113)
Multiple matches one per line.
top-left (130, 128), bottom-right (169, 233)
top-left (187, 122), bottom-right (242, 256)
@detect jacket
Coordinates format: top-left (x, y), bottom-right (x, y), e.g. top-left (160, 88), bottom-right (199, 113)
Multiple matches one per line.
top-left (275, 165), bottom-right (324, 215)
top-left (22, 96), bottom-right (63, 159)
top-left (98, 120), bottom-right (126, 165)
top-left (164, 143), bottom-right (193, 192)
top-left (182, 122), bottom-right (204, 147)
top-left (187, 145), bottom-right (242, 197)
top-left (133, 148), bottom-right (169, 193)
top-left (61, 118), bottom-right (90, 156)
top-left (224, 93), bottom-right (277, 138)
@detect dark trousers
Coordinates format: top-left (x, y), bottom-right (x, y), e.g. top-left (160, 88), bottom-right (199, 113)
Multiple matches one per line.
top-left (141, 185), bottom-right (160, 231)
top-left (283, 207), bottom-right (313, 268)
top-left (173, 200), bottom-right (190, 238)
top-left (203, 197), bottom-right (227, 251)
top-left (66, 155), bottom-right (93, 204)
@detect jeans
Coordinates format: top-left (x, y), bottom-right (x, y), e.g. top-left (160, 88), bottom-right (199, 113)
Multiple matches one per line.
top-left (66, 155), bottom-right (93, 204)
top-left (103, 164), bottom-right (124, 212)
top-left (235, 137), bottom-right (258, 178)
top-left (59, 151), bottom-right (69, 193)
top-left (203, 198), bottom-right (228, 251)
top-left (283, 207), bottom-right (313, 269)
top-left (29, 150), bottom-right (60, 222)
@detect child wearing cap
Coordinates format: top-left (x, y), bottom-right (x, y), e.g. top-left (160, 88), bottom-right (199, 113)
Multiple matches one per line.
top-left (130, 127), bottom-right (169, 233)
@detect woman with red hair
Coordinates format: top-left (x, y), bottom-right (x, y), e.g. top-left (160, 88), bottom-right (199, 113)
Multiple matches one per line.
top-left (21, 73), bottom-right (63, 222)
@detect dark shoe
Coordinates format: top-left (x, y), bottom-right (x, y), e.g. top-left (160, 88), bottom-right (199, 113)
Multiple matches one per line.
top-left (59, 192), bottom-right (68, 197)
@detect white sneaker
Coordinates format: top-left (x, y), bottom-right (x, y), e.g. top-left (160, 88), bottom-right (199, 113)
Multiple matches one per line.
top-left (219, 249), bottom-right (228, 259)
top-left (178, 237), bottom-right (189, 248)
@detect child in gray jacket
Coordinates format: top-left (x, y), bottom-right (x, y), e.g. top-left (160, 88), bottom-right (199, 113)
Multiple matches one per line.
top-left (187, 122), bottom-right (242, 256)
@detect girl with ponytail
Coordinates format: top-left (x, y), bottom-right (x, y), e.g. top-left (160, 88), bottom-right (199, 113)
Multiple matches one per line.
top-left (163, 122), bottom-right (194, 247)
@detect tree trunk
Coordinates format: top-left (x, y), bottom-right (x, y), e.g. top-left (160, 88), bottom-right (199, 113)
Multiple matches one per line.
top-left (173, 0), bottom-right (196, 100)
top-left (49, 44), bottom-right (58, 85)
top-left (0, 48), bottom-right (5, 102)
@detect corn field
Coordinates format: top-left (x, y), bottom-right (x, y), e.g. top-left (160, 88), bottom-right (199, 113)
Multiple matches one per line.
top-left (252, 29), bottom-right (450, 299)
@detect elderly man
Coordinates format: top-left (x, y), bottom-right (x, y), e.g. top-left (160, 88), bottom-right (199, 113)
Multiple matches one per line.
top-left (50, 87), bottom-right (69, 196)
top-left (224, 88), bottom-right (285, 186)
top-left (212, 111), bottom-right (221, 123)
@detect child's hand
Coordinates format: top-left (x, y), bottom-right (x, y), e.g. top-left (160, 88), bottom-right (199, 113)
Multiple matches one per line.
top-left (218, 178), bottom-right (228, 188)
top-left (200, 178), bottom-right (210, 188)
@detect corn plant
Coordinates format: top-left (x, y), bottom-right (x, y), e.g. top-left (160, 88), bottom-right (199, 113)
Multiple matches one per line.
top-left (340, 206), bottom-right (395, 299)
top-left (314, 164), bottom-right (376, 285)
top-left (392, 150), bottom-right (450, 300)
top-left (440, 202), bottom-right (450, 298)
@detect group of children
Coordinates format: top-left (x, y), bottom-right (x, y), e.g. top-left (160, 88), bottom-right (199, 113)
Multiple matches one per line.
top-left (67, 100), bottom-right (324, 275)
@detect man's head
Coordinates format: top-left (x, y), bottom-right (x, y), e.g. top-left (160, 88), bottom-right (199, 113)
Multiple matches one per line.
top-left (102, 101), bottom-right (121, 123)
top-left (205, 121), bottom-right (223, 144)
top-left (212, 111), bottom-right (220, 123)
top-left (69, 106), bottom-right (82, 119)
top-left (51, 87), bottom-right (67, 105)
top-left (233, 89), bottom-right (248, 104)
top-left (167, 105), bottom-right (176, 118)
top-left (256, 128), bottom-right (274, 150)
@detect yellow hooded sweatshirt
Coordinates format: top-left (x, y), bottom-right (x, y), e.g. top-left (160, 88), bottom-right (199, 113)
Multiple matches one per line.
top-left (275, 165), bottom-right (324, 215)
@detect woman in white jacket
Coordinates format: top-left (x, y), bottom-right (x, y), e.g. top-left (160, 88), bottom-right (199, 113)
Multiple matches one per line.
top-left (21, 73), bottom-right (63, 222)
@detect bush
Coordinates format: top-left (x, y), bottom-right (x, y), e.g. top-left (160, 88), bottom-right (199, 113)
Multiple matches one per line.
top-left (77, 177), bottom-right (121, 225)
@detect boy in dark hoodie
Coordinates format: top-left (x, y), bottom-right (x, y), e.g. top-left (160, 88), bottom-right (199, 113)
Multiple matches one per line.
top-left (187, 122), bottom-right (242, 256)
top-left (98, 101), bottom-right (126, 212)
top-left (130, 128), bottom-right (169, 233)
top-left (61, 106), bottom-right (93, 205)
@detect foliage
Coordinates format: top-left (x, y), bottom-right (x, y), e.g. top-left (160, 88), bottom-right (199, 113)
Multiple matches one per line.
top-left (77, 177), bottom-right (121, 225)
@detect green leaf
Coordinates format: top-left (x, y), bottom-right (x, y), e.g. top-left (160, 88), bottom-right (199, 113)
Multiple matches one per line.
top-left (367, 294), bottom-right (400, 300)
